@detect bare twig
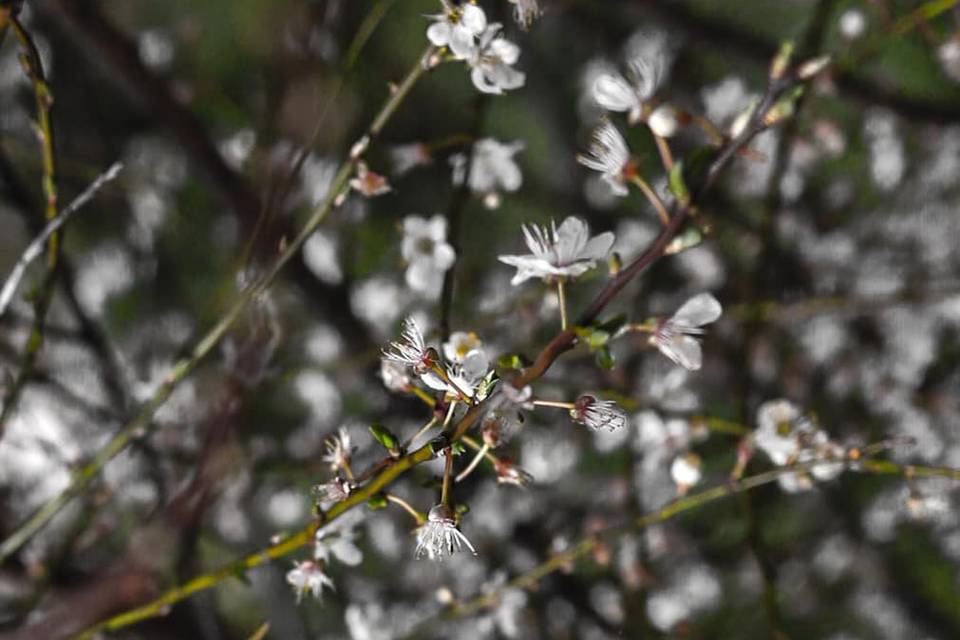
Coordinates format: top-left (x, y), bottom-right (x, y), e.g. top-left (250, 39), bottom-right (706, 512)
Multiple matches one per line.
top-left (0, 162), bottom-right (122, 319)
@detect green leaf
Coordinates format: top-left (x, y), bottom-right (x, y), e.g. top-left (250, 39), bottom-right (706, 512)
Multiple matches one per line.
top-left (595, 347), bottom-right (616, 370)
top-left (369, 423), bottom-right (400, 454)
top-left (367, 494), bottom-right (388, 510)
top-left (668, 160), bottom-right (690, 205)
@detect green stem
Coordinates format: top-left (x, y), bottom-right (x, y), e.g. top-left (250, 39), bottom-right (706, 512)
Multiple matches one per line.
top-left (0, 16), bottom-right (61, 435)
top-left (0, 46), bottom-right (435, 565)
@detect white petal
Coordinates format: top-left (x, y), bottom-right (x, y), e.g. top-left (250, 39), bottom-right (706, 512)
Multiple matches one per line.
top-left (427, 22), bottom-right (451, 47)
top-left (450, 26), bottom-right (477, 59)
top-left (582, 231), bottom-right (615, 261)
top-left (657, 334), bottom-right (703, 371)
top-left (471, 67), bottom-right (503, 94)
top-left (461, 4), bottom-right (487, 33)
top-left (593, 74), bottom-right (637, 112)
top-left (672, 293), bottom-right (722, 327)
top-left (433, 243), bottom-right (456, 270)
top-left (332, 539), bottom-right (363, 566)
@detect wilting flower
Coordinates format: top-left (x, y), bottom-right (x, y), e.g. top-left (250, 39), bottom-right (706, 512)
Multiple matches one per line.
top-left (286, 560), bottom-right (335, 603)
top-left (321, 427), bottom-right (353, 472)
top-left (577, 121), bottom-right (633, 196)
top-left (451, 138), bottom-right (524, 208)
top-left (401, 215), bottom-right (456, 296)
top-left (383, 317), bottom-right (438, 374)
top-left (650, 293), bottom-right (723, 371)
top-left (670, 452), bottom-right (702, 494)
top-left (415, 504), bottom-right (477, 560)
top-left (592, 52), bottom-right (665, 124)
top-left (312, 477), bottom-right (351, 504)
top-left (467, 24), bottom-right (526, 94)
top-left (500, 383), bottom-right (534, 410)
top-left (508, 0), bottom-right (541, 29)
top-left (389, 142), bottom-right (433, 176)
top-left (495, 458), bottom-right (534, 486)
top-left (349, 161), bottom-right (391, 197)
top-left (427, 1), bottom-right (487, 59)
top-left (498, 216), bottom-right (615, 285)
top-left (570, 395), bottom-right (628, 431)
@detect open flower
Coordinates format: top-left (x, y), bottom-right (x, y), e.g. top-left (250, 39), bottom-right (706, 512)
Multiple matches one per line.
top-left (427, 1), bottom-right (487, 59)
top-left (570, 395), bottom-right (628, 431)
top-left (401, 215), bottom-right (456, 297)
top-left (451, 138), bottom-right (524, 208)
top-left (508, 0), bottom-right (541, 29)
top-left (577, 121), bottom-right (633, 196)
top-left (592, 52), bottom-right (664, 124)
top-left (467, 24), bottom-right (526, 94)
top-left (415, 504), bottom-right (476, 560)
top-left (286, 560), bottom-right (335, 603)
top-left (382, 317), bottom-right (438, 374)
top-left (498, 216), bottom-right (615, 285)
top-left (650, 293), bottom-right (723, 371)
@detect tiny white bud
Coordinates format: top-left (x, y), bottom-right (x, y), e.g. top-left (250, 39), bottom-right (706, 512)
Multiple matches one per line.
top-left (647, 104), bottom-right (680, 138)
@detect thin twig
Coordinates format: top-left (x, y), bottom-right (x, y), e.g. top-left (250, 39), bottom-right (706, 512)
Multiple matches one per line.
top-left (0, 162), bottom-right (122, 319)
top-left (0, 15), bottom-right (61, 432)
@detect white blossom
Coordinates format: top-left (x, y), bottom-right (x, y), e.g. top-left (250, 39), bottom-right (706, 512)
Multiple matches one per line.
top-left (498, 216), bottom-right (615, 285)
top-left (577, 121), bottom-right (632, 196)
top-left (650, 293), bottom-right (723, 371)
top-left (443, 331), bottom-right (484, 364)
top-left (592, 52), bottom-right (664, 124)
top-left (570, 395), bottom-right (628, 431)
top-left (322, 426), bottom-right (353, 471)
top-left (670, 452), bottom-right (702, 493)
top-left (753, 399), bottom-right (810, 466)
top-left (427, 1), bottom-right (487, 59)
top-left (508, 0), bottom-right (541, 30)
top-left (382, 317), bottom-right (436, 373)
top-left (401, 215), bottom-right (456, 297)
top-left (467, 24), bottom-right (526, 94)
top-left (315, 510), bottom-right (365, 567)
top-left (754, 399), bottom-right (846, 490)
top-left (451, 138), bottom-right (524, 208)
top-left (389, 142), bottom-right (433, 176)
top-left (415, 504), bottom-right (477, 560)
top-left (939, 38), bottom-right (960, 83)
top-left (286, 560), bottom-right (335, 603)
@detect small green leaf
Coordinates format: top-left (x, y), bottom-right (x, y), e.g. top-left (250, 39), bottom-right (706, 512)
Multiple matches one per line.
top-left (595, 347), bottom-right (616, 370)
top-left (369, 423), bottom-right (400, 454)
top-left (587, 329), bottom-right (610, 350)
top-left (367, 494), bottom-right (388, 510)
top-left (497, 353), bottom-right (529, 371)
top-left (668, 160), bottom-right (690, 205)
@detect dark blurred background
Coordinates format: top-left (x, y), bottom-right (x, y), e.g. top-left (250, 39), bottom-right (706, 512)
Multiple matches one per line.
top-left (1, 0), bottom-right (960, 638)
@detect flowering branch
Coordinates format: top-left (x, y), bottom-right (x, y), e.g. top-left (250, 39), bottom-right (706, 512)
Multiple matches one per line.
top-left (0, 45), bottom-right (438, 565)
top-left (70, 42), bottom-right (826, 637)
top-left (422, 456), bottom-right (960, 628)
